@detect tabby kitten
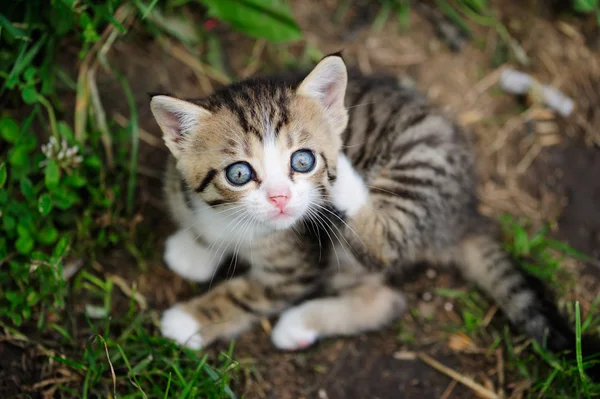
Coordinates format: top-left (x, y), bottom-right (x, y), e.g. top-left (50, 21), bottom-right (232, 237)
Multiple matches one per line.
top-left (150, 54), bottom-right (597, 370)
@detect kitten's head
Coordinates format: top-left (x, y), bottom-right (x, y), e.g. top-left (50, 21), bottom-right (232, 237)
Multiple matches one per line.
top-left (151, 54), bottom-right (348, 231)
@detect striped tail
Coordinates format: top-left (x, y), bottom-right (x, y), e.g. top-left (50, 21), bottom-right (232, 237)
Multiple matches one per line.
top-left (459, 234), bottom-right (600, 380)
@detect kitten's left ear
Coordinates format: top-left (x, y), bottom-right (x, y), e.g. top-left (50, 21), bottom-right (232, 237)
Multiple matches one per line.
top-left (297, 54), bottom-right (348, 134)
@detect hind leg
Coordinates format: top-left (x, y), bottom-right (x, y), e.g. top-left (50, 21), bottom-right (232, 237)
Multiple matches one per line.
top-left (271, 272), bottom-right (406, 350)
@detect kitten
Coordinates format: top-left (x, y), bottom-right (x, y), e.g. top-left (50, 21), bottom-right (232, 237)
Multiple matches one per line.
top-left (150, 53), bottom-right (598, 374)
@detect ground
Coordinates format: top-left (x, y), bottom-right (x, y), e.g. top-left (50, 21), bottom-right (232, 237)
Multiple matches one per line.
top-left (3, 0), bottom-right (600, 398)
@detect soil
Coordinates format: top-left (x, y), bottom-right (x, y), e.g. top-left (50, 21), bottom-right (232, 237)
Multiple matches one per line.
top-left (4, 1), bottom-right (600, 398)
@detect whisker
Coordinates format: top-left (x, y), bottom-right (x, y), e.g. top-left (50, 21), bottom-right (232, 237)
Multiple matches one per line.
top-left (226, 213), bottom-right (256, 281)
top-left (208, 213), bottom-right (251, 288)
top-left (302, 216), bottom-right (322, 262)
top-left (310, 206), bottom-right (353, 265)
top-left (310, 200), bottom-right (368, 253)
top-left (346, 101), bottom-right (374, 109)
top-left (306, 207), bottom-right (340, 269)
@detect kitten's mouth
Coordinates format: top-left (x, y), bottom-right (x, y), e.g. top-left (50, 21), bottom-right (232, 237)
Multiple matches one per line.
top-left (269, 210), bottom-right (298, 226)
top-left (272, 211), bottom-right (293, 220)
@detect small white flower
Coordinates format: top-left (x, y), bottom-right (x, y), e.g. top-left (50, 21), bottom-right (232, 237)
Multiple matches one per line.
top-left (40, 136), bottom-right (84, 171)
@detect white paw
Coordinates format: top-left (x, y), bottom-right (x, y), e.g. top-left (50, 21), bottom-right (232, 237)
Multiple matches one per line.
top-left (164, 230), bottom-right (217, 282)
top-left (331, 153), bottom-right (369, 217)
top-left (271, 307), bottom-right (318, 351)
top-left (160, 306), bottom-right (204, 349)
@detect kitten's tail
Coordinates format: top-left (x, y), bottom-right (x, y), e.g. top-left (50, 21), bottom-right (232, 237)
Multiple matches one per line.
top-left (459, 234), bottom-right (600, 380)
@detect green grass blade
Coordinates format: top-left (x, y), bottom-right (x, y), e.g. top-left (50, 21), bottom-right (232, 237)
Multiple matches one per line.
top-left (114, 71), bottom-right (139, 216)
top-left (0, 13), bottom-right (27, 38)
top-left (575, 301), bottom-right (590, 396)
top-left (163, 372), bottom-right (172, 399)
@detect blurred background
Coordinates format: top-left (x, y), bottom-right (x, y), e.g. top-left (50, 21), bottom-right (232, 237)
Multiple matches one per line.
top-left (1, 1), bottom-right (600, 398)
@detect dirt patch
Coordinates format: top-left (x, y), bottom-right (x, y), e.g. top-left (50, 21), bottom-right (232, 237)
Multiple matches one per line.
top-left (549, 141), bottom-right (600, 259)
top-left (220, 328), bottom-right (474, 399)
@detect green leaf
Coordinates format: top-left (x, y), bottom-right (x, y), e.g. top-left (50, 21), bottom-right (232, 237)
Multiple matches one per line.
top-left (17, 222), bottom-right (32, 238)
top-left (16, 235), bottom-right (34, 255)
top-left (513, 225), bottom-right (529, 255)
top-left (3, 214), bottom-right (16, 233)
top-left (11, 313), bottom-right (22, 327)
top-left (21, 132), bottom-right (37, 151)
top-left (21, 87), bottom-right (39, 104)
top-left (200, 0), bottom-right (302, 42)
top-left (573, 0), bottom-right (598, 13)
top-left (53, 235), bottom-right (70, 258)
top-left (38, 194), bottom-right (53, 215)
top-left (57, 121), bottom-right (75, 142)
top-left (50, 186), bottom-right (79, 209)
top-left (8, 145), bottom-right (29, 166)
top-left (0, 162), bottom-right (6, 188)
top-left (63, 173), bottom-right (87, 188)
top-left (84, 154), bottom-right (102, 169)
top-left (26, 291), bottom-right (40, 306)
top-left (20, 178), bottom-right (36, 202)
top-left (38, 225), bottom-right (59, 245)
top-left (0, 190), bottom-right (7, 206)
top-left (0, 116), bottom-right (20, 143)
top-left (45, 160), bottom-right (60, 189)
top-left (24, 67), bottom-right (37, 82)
top-left (61, 0), bottom-right (77, 9)
top-left (6, 291), bottom-right (22, 305)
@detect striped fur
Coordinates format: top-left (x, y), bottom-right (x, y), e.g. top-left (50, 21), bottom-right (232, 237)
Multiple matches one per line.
top-left (151, 54), bottom-right (598, 373)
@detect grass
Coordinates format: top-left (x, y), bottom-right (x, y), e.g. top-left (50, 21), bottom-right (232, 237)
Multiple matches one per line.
top-left (1, 0), bottom-right (599, 398)
top-left (434, 215), bottom-right (600, 398)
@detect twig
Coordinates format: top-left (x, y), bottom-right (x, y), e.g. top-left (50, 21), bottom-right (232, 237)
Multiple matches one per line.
top-left (29, 377), bottom-right (79, 391)
top-left (75, 4), bottom-right (134, 141)
top-left (488, 108), bottom-right (535, 155)
top-left (496, 348), bottom-right (506, 399)
top-left (481, 305), bottom-right (498, 328)
top-left (113, 112), bottom-right (165, 150)
top-left (440, 379), bottom-right (458, 399)
top-left (417, 352), bottom-right (500, 399)
top-left (0, 252), bottom-right (17, 267)
top-left (465, 66), bottom-right (506, 107)
top-left (87, 67), bottom-right (114, 168)
top-left (241, 40), bottom-right (267, 79)
top-left (515, 143), bottom-right (542, 175)
top-left (86, 8), bottom-right (134, 168)
top-left (97, 335), bottom-right (117, 398)
top-left (108, 273), bottom-right (148, 310)
top-left (158, 37), bottom-right (231, 85)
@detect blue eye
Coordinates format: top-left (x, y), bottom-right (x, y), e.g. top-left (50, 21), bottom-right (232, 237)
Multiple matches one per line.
top-left (291, 150), bottom-right (315, 173)
top-left (225, 162), bottom-right (253, 185)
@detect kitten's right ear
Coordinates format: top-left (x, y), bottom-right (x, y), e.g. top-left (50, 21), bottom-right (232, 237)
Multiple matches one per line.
top-left (150, 95), bottom-right (211, 157)
top-left (297, 54), bottom-right (348, 134)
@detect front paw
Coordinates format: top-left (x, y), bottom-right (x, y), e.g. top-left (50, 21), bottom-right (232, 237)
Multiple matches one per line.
top-left (331, 154), bottom-right (369, 217)
top-left (271, 306), bottom-right (318, 351)
top-left (160, 306), bottom-right (204, 349)
top-left (164, 230), bottom-right (217, 282)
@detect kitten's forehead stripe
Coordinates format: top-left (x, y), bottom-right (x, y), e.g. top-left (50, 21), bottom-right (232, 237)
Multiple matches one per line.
top-left (199, 78), bottom-right (293, 140)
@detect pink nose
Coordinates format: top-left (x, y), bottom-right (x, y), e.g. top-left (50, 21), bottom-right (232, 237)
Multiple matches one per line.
top-left (269, 194), bottom-right (290, 211)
